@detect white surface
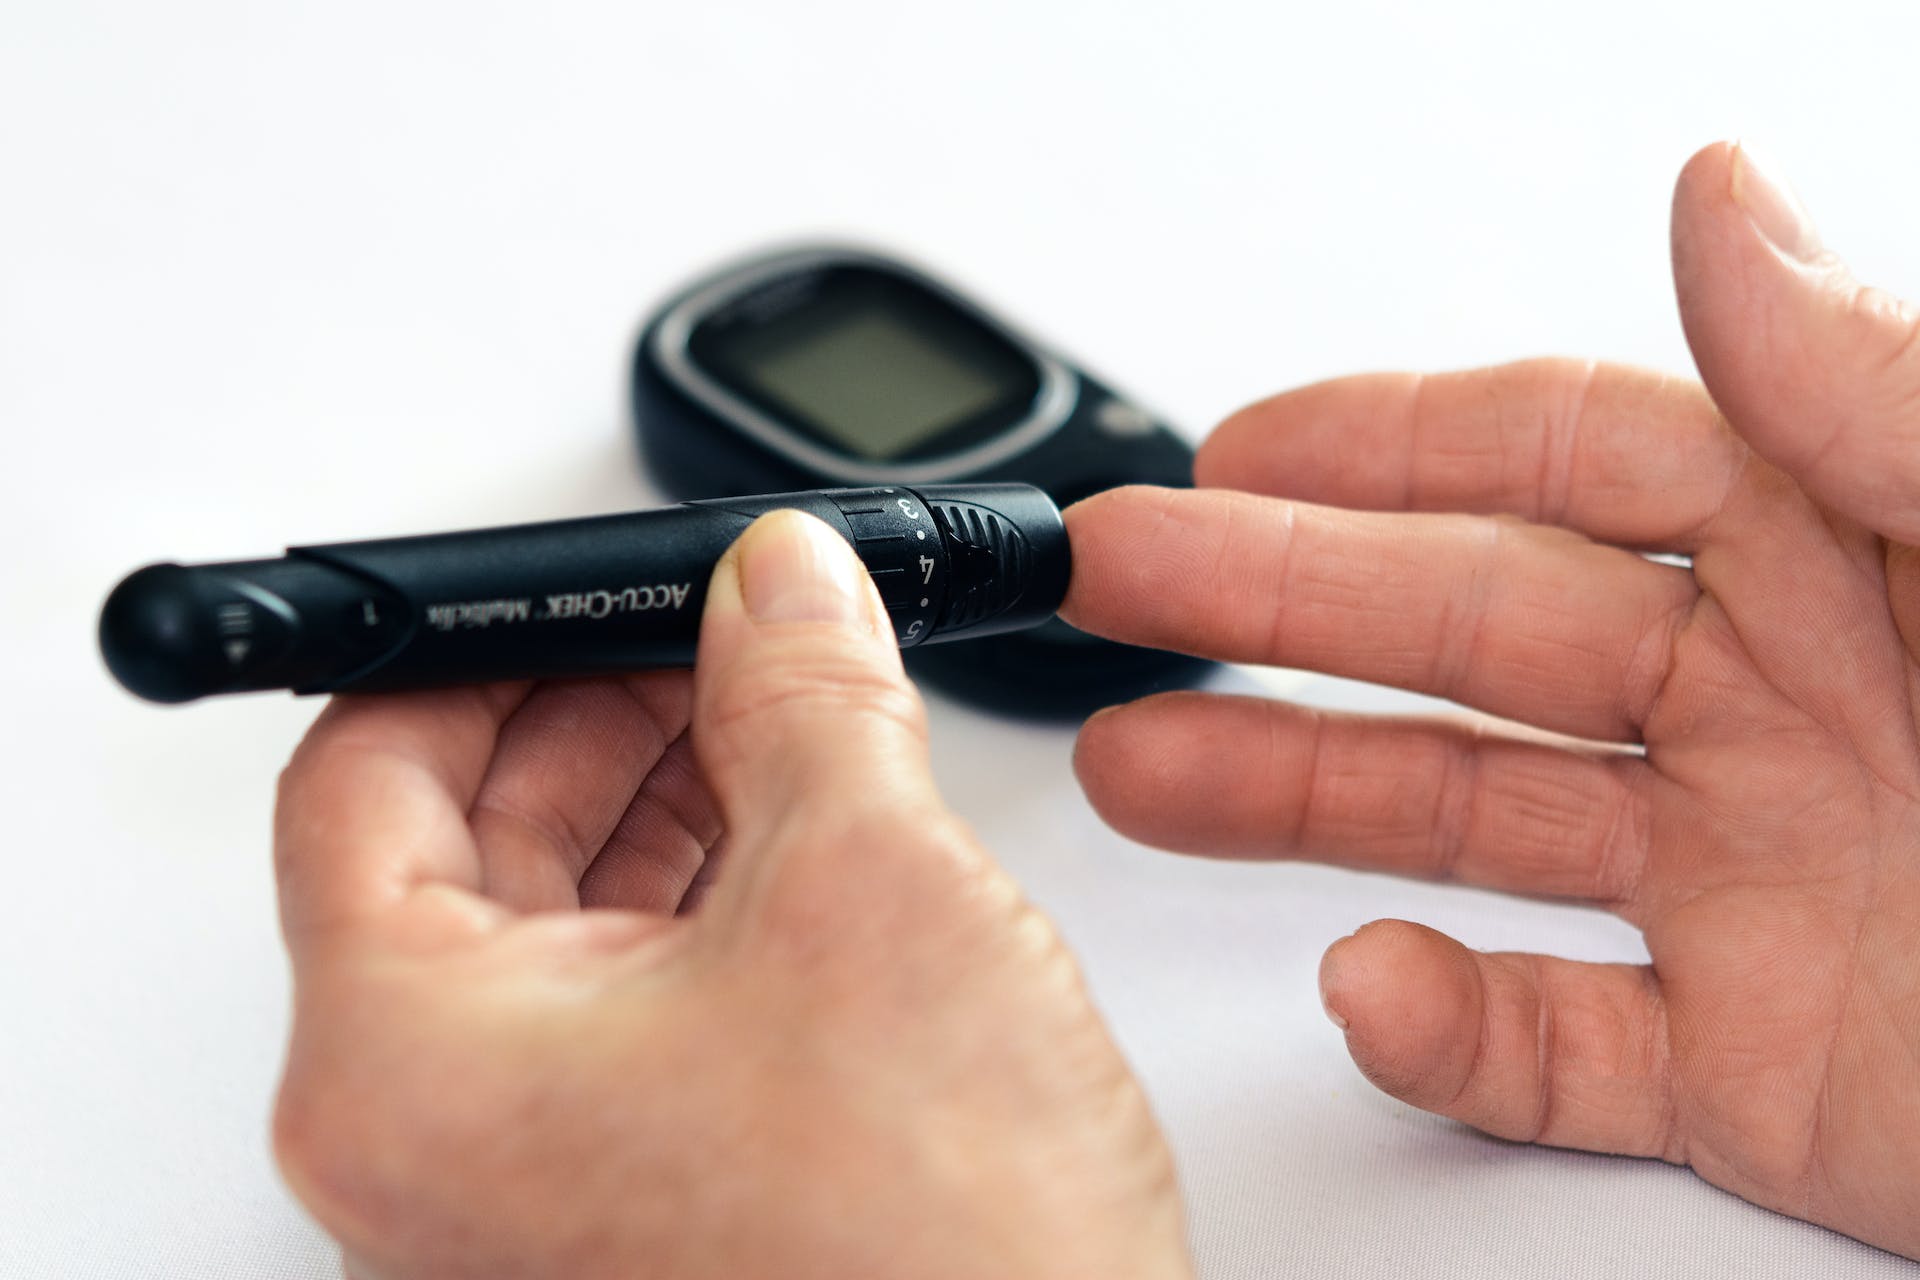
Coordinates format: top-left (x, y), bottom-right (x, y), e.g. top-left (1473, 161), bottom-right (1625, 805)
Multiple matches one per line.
top-left (4, 1), bottom-right (1919, 1275)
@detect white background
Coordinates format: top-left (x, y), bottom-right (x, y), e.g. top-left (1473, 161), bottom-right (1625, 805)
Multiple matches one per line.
top-left (5, 1), bottom-right (1919, 1275)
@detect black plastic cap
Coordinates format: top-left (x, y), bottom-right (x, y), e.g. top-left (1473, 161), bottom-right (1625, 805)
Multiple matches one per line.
top-left (99, 563), bottom-right (221, 704)
top-left (921, 482), bottom-right (1071, 643)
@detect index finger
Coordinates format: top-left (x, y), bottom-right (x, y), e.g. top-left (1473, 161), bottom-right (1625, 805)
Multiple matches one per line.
top-left (1061, 486), bottom-right (1695, 743)
top-left (273, 682), bottom-right (529, 955)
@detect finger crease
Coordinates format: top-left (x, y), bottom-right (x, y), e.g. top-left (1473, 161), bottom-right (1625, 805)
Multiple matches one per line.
top-left (1543, 359), bottom-right (1598, 528)
top-left (1401, 373), bottom-right (1430, 511)
top-left (1531, 957), bottom-right (1557, 1144)
top-left (1621, 579), bottom-right (1700, 732)
top-left (656, 733), bottom-right (725, 851)
top-left (1647, 967), bottom-right (1686, 1166)
top-left (1261, 500), bottom-right (1301, 665)
top-left (1683, 429), bottom-right (1756, 549)
top-left (1430, 723), bottom-right (1483, 884)
top-left (1432, 520), bottom-right (1501, 699)
top-left (1287, 707), bottom-right (1327, 855)
top-left (1593, 759), bottom-right (1653, 912)
top-left (1448, 957), bottom-right (1497, 1115)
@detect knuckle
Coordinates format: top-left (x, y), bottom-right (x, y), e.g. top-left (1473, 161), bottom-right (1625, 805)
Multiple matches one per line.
top-left (272, 1070), bottom-right (379, 1244)
top-left (269, 1076), bottom-right (327, 1191)
top-left (1001, 893), bottom-right (1086, 988)
top-left (271, 989), bottom-right (461, 1254)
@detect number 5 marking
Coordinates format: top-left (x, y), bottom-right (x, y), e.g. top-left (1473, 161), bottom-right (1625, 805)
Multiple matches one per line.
top-left (905, 619), bottom-right (924, 640)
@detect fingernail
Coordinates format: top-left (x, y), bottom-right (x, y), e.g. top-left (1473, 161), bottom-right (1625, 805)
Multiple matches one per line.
top-left (1319, 939), bottom-right (1351, 1031)
top-left (737, 511), bottom-right (871, 627)
top-left (1731, 141), bottom-right (1822, 263)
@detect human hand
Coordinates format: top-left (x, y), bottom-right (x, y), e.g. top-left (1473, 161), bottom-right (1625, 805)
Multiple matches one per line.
top-left (270, 511), bottom-right (1188, 1279)
top-left (1064, 142), bottom-right (1920, 1256)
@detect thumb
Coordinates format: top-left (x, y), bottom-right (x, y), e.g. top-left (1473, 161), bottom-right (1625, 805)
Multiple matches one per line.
top-left (1672, 140), bottom-right (1920, 545)
top-left (691, 508), bottom-right (939, 863)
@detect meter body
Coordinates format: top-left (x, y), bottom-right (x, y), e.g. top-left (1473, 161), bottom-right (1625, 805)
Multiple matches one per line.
top-left (633, 244), bottom-right (1210, 717)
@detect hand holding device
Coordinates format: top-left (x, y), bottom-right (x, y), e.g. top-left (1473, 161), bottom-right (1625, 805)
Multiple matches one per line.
top-left (268, 510), bottom-right (1191, 1280)
top-left (1065, 143), bottom-right (1920, 1258)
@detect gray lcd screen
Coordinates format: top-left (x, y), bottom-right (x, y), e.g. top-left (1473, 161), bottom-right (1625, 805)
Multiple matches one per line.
top-left (734, 301), bottom-right (1016, 460)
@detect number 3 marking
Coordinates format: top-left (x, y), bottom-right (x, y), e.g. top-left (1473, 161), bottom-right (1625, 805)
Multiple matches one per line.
top-left (897, 498), bottom-right (918, 519)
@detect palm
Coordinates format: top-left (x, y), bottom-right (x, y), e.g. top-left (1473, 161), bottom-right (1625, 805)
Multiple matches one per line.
top-left (1643, 516), bottom-right (1920, 1227)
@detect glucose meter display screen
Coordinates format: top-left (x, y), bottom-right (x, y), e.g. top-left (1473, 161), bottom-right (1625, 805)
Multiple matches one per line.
top-left (697, 270), bottom-right (1040, 462)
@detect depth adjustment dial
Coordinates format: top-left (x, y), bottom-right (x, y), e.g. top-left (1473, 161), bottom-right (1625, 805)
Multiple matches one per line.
top-left (823, 487), bottom-right (949, 647)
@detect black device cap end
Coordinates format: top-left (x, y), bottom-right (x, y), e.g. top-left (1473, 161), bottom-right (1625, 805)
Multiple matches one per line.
top-left (99, 563), bottom-right (221, 704)
top-left (921, 483), bottom-right (1071, 643)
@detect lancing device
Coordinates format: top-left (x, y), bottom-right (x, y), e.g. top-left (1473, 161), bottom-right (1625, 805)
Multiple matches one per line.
top-left (99, 483), bottom-right (1069, 705)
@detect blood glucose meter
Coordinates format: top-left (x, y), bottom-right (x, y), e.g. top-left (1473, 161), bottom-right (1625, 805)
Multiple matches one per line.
top-left (632, 244), bottom-right (1211, 717)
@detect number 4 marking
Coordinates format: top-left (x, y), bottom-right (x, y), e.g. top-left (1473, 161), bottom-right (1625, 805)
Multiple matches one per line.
top-left (919, 556), bottom-right (935, 584)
